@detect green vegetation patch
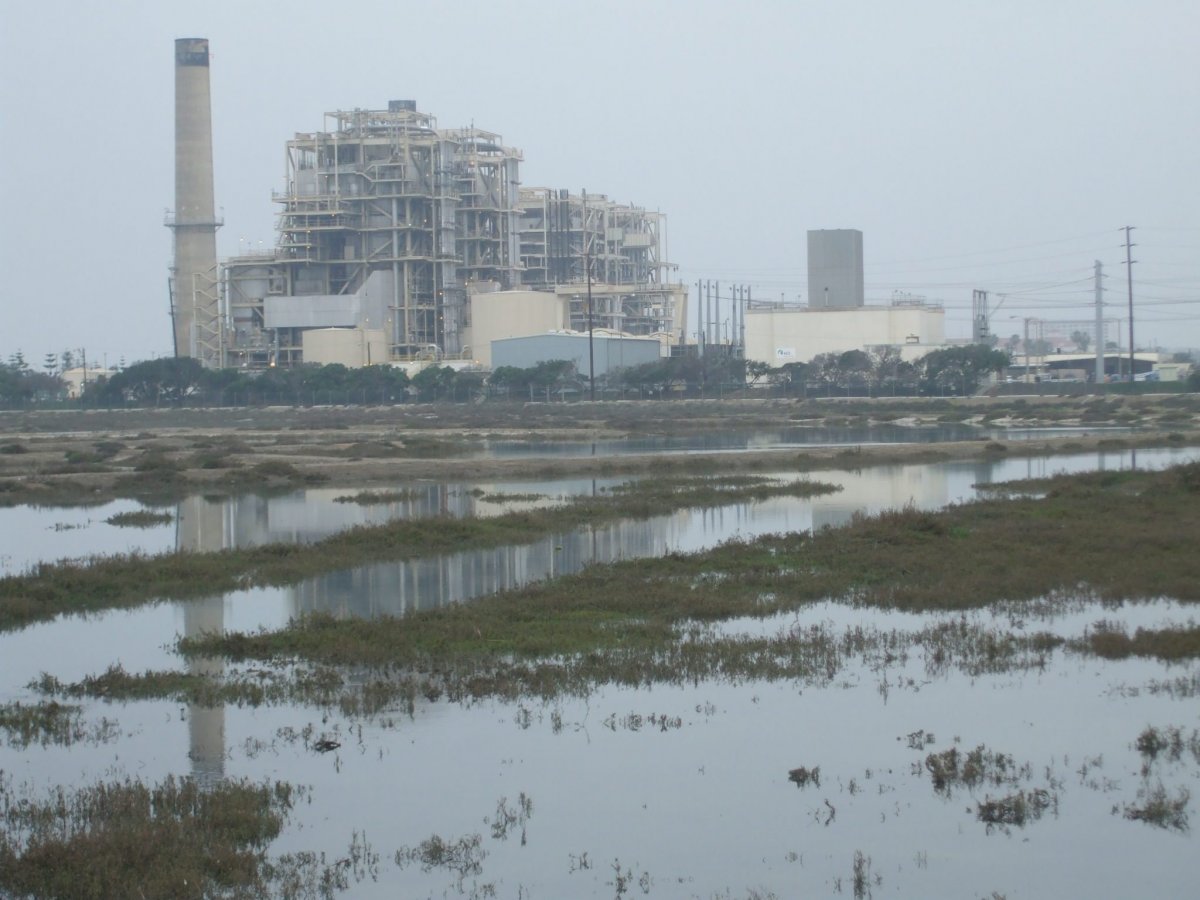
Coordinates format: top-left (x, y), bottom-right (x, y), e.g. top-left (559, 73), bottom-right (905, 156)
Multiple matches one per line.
top-left (1078, 623), bottom-right (1200, 661)
top-left (334, 488), bottom-right (421, 505)
top-left (0, 700), bottom-right (116, 749)
top-left (0, 776), bottom-right (295, 900)
top-left (165, 462), bottom-right (1200, 706)
top-left (1122, 782), bottom-right (1191, 831)
top-left (477, 491), bottom-right (546, 503)
top-left (105, 509), bottom-right (174, 528)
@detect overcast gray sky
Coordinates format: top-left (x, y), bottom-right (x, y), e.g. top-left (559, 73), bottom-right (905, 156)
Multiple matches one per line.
top-left (2, 0), bottom-right (1198, 366)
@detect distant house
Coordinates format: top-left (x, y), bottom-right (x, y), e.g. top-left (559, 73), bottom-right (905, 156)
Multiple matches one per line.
top-left (61, 366), bottom-right (115, 399)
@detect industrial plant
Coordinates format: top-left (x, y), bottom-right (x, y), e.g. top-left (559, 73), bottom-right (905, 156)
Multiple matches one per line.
top-left (165, 40), bottom-right (986, 380)
top-left (167, 39), bottom-right (684, 372)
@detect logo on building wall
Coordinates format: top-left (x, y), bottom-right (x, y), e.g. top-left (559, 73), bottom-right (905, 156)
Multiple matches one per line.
top-left (775, 347), bottom-right (796, 360)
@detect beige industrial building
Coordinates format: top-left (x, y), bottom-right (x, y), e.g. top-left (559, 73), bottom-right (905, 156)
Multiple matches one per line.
top-left (463, 289), bottom-right (567, 368)
top-left (742, 227), bottom-right (945, 366)
top-left (745, 300), bottom-right (945, 365)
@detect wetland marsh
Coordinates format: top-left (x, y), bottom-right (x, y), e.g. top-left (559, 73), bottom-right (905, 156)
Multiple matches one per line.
top-left (1, 397), bottom-right (1199, 898)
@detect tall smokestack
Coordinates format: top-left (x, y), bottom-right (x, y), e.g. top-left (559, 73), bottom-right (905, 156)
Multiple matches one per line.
top-left (169, 38), bottom-right (221, 365)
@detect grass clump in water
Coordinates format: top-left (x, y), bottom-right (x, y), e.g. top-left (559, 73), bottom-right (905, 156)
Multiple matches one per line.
top-left (924, 745), bottom-right (1023, 794)
top-left (105, 509), bottom-right (174, 528)
top-left (1122, 782), bottom-right (1190, 831)
top-left (0, 701), bottom-right (116, 749)
top-left (977, 789), bottom-right (1054, 829)
top-left (1079, 622), bottom-right (1200, 661)
top-left (333, 488), bottom-right (420, 505)
top-left (0, 775), bottom-right (295, 899)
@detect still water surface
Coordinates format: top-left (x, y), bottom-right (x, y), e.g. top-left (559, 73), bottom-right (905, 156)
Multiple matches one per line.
top-left (1, 442), bottom-right (1196, 897)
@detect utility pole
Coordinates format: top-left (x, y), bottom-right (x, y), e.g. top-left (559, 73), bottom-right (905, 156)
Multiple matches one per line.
top-left (742, 286), bottom-right (750, 352)
top-left (583, 190), bottom-right (595, 401)
top-left (1123, 226), bottom-right (1136, 383)
top-left (713, 281), bottom-right (720, 348)
top-left (1023, 318), bottom-right (1030, 383)
top-left (734, 285), bottom-right (741, 356)
top-left (1094, 261), bottom-right (1104, 384)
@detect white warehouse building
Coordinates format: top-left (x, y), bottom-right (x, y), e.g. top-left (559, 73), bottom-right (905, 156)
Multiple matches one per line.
top-left (745, 301), bottom-right (945, 365)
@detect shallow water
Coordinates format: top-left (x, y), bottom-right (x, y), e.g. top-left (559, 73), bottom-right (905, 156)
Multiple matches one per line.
top-left (1, 443), bottom-right (1184, 579)
top-left (3, 602), bottom-right (1196, 898)
top-left (478, 423), bottom-right (1135, 458)
top-left (1, 443), bottom-right (1197, 897)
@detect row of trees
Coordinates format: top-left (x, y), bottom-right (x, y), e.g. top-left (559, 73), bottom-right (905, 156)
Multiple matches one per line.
top-left (8, 345), bottom-right (1199, 407)
top-left (0, 358), bottom-right (64, 404)
top-left (610, 346), bottom-right (1012, 396)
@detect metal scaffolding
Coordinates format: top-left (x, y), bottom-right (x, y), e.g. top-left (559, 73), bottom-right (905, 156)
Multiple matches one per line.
top-left (518, 188), bottom-right (682, 340)
top-left (226, 101), bottom-right (521, 364)
top-left (221, 102), bottom-right (685, 366)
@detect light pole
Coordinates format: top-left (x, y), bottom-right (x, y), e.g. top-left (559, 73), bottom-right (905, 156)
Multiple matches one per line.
top-left (1010, 316), bottom-right (1040, 384)
top-left (582, 189), bottom-right (595, 401)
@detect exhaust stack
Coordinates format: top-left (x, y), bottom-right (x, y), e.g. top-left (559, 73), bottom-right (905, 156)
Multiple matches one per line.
top-left (168, 38), bottom-right (222, 365)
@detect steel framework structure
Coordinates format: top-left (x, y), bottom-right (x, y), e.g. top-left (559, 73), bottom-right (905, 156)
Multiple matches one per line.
top-left (227, 101), bottom-right (521, 363)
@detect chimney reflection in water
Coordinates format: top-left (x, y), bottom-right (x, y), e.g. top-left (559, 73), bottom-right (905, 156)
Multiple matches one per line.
top-left (177, 496), bottom-right (227, 786)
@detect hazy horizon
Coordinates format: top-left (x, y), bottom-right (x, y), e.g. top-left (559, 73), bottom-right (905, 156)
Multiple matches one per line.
top-left (2, 0), bottom-right (1197, 366)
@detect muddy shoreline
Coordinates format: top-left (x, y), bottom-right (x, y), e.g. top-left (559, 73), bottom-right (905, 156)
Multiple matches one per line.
top-left (2, 397), bottom-right (1198, 505)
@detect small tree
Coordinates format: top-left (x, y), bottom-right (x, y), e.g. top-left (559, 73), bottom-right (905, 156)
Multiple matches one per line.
top-left (411, 365), bottom-right (458, 401)
top-left (1070, 330), bottom-right (1091, 353)
top-left (919, 345), bottom-right (1011, 395)
top-left (745, 360), bottom-right (771, 387)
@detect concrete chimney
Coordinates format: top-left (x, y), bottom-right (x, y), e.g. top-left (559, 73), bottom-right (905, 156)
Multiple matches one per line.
top-left (169, 38), bottom-right (221, 365)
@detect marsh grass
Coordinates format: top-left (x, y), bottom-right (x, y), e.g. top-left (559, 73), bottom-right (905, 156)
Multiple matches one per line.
top-left (788, 766), bottom-right (821, 788)
top-left (1122, 782), bottom-right (1191, 831)
top-left (0, 700), bottom-right (116, 749)
top-left (923, 745), bottom-right (1026, 794)
top-left (1134, 726), bottom-right (1200, 771)
top-left (134, 461), bottom-right (1200, 707)
top-left (333, 488), bottom-right (421, 505)
top-left (977, 788), bottom-right (1054, 829)
top-left (0, 775), bottom-right (295, 899)
top-left (104, 509), bottom-right (174, 528)
top-left (394, 832), bottom-right (486, 881)
top-left (16, 461), bottom-right (1200, 710)
top-left (1076, 622), bottom-right (1200, 661)
top-left (0, 474), bottom-right (838, 630)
